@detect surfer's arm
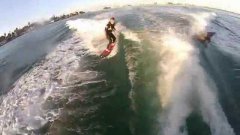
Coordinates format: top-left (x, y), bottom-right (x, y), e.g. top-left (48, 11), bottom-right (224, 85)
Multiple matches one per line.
top-left (105, 23), bottom-right (112, 30)
top-left (112, 24), bottom-right (116, 31)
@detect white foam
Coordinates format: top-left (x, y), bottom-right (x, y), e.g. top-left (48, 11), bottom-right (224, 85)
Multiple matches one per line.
top-left (188, 12), bottom-right (216, 35)
top-left (154, 32), bottom-right (235, 135)
top-left (66, 18), bottom-right (121, 57)
top-left (66, 19), bottom-right (108, 53)
top-left (122, 30), bottom-right (142, 43)
top-left (0, 35), bottom-right (93, 134)
top-left (121, 31), bottom-right (141, 110)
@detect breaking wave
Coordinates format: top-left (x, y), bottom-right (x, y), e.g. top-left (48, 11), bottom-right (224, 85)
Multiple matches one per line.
top-left (156, 33), bottom-right (235, 135)
top-left (0, 35), bottom-right (89, 134)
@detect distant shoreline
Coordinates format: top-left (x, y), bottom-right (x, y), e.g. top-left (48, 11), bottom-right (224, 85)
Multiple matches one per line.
top-left (0, 11), bottom-right (85, 47)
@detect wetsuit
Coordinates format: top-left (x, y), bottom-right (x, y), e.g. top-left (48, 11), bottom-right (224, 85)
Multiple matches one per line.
top-left (105, 22), bottom-right (116, 47)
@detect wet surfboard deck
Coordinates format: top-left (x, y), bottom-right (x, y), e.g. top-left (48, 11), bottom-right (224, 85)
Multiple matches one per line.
top-left (100, 43), bottom-right (115, 58)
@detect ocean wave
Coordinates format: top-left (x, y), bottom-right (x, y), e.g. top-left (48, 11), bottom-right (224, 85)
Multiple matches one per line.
top-left (0, 33), bottom-right (99, 134)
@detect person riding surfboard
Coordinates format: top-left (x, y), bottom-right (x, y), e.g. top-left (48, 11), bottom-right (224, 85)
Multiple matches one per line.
top-left (194, 31), bottom-right (215, 48)
top-left (100, 17), bottom-right (116, 58)
top-left (105, 17), bottom-right (116, 48)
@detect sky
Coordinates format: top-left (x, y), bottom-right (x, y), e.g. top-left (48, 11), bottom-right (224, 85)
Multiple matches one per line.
top-left (0, 0), bottom-right (97, 35)
top-left (0, 0), bottom-right (240, 35)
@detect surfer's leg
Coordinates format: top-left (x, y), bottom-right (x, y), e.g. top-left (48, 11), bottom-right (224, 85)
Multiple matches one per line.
top-left (107, 33), bottom-right (113, 48)
top-left (107, 38), bottom-right (112, 48)
top-left (106, 32), bottom-right (112, 46)
top-left (110, 33), bottom-right (116, 43)
top-left (108, 33), bottom-right (116, 43)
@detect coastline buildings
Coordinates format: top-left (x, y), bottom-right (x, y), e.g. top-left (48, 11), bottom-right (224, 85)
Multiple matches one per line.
top-left (0, 11), bottom-right (85, 46)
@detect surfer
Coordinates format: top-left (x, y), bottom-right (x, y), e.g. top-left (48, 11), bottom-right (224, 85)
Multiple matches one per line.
top-left (105, 17), bottom-right (116, 48)
top-left (194, 31), bottom-right (215, 47)
top-left (100, 17), bottom-right (117, 58)
top-left (195, 32), bottom-right (215, 43)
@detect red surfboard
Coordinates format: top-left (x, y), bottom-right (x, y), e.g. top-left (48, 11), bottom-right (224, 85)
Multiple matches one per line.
top-left (100, 43), bottom-right (115, 58)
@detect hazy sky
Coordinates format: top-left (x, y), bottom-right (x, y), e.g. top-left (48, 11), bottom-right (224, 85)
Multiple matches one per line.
top-left (0, 0), bottom-right (240, 35)
top-left (0, 0), bottom-right (97, 35)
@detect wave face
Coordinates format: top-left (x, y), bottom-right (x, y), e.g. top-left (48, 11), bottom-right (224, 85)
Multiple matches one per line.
top-left (1, 6), bottom-right (240, 135)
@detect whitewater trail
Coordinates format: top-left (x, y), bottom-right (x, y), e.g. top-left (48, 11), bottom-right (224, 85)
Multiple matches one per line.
top-left (0, 35), bottom-right (89, 134)
top-left (122, 30), bottom-right (142, 84)
top-left (138, 10), bottom-right (236, 135)
top-left (155, 32), bottom-right (235, 135)
top-left (121, 31), bottom-right (143, 115)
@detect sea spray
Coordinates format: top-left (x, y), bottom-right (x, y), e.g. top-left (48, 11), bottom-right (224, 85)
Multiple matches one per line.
top-left (66, 19), bottom-right (109, 53)
top-left (66, 18), bottom-right (123, 57)
top-left (154, 32), bottom-right (234, 135)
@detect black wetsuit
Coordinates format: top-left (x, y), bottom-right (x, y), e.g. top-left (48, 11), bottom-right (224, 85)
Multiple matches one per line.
top-left (105, 22), bottom-right (116, 46)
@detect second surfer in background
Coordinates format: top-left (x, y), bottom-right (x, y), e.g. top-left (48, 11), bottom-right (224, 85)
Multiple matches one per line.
top-left (194, 31), bottom-right (216, 47)
top-left (105, 17), bottom-right (116, 48)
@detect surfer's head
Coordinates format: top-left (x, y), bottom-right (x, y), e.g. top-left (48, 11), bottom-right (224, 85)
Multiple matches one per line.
top-left (110, 17), bottom-right (115, 24)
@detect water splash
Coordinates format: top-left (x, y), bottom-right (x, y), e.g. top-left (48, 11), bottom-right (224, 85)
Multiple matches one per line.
top-left (155, 32), bottom-right (234, 135)
top-left (0, 35), bottom-right (90, 134)
top-left (66, 18), bottom-right (121, 58)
